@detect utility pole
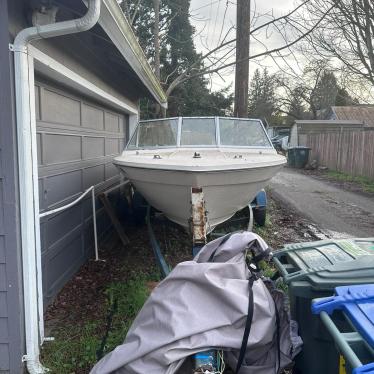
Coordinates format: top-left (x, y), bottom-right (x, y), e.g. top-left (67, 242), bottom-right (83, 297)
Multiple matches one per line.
top-left (153, 0), bottom-right (160, 80)
top-left (234, 0), bottom-right (250, 118)
top-left (153, 0), bottom-right (165, 117)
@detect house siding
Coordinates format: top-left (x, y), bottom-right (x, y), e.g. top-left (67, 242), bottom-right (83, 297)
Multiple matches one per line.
top-left (0, 2), bottom-right (25, 373)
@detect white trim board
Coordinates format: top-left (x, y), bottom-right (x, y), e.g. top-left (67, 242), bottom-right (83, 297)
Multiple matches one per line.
top-left (29, 45), bottom-right (138, 115)
top-left (99, 0), bottom-right (167, 107)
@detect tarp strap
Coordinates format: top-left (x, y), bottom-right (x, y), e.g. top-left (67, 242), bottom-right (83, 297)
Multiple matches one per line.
top-left (208, 233), bottom-right (233, 262)
top-left (235, 276), bottom-right (255, 374)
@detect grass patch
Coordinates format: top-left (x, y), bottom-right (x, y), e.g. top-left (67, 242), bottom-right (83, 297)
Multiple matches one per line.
top-left (327, 170), bottom-right (374, 193)
top-left (103, 277), bottom-right (150, 354)
top-left (41, 275), bottom-right (151, 373)
top-left (253, 211), bottom-right (273, 243)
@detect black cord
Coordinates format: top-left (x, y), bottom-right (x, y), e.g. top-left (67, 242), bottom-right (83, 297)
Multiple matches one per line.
top-left (96, 298), bottom-right (118, 360)
top-left (235, 276), bottom-right (255, 374)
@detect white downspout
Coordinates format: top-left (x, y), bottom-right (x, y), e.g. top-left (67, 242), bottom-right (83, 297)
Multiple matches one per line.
top-left (12, 1), bottom-right (101, 373)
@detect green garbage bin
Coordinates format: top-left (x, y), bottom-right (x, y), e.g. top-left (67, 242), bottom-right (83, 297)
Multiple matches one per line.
top-left (287, 148), bottom-right (296, 167)
top-left (273, 238), bottom-right (374, 374)
top-left (290, 146), bottom-right (310, 168)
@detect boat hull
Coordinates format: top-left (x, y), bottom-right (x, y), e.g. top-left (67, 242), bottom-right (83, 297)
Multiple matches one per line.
top-left (116, 163), bottom-right (284, 230)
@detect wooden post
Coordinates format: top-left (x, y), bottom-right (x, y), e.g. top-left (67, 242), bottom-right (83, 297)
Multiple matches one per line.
top-left (234, 0), bottom-right (251, 118)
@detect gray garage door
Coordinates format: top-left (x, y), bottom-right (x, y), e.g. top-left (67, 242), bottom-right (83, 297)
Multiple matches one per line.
top-left (36, 79), bottom-right (129, 305)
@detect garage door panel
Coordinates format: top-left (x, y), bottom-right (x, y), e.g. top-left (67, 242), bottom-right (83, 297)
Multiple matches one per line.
top-left (45, 170), bottom-right (82, 207)
top-left (44, 133), bottom-right (81, 164)
top-left (45, 232), bottom-right (84, 299)
top-left (105, 138), bottom-right (120, 155)
top-left (119, 139), bottom-right (125, 151)
top-left (0, 265), bottom-right (5, 292)
top-left (118, 115), bottom-right (125, 131)
top-left (105, 112), bottom-right (119, 132)
top-left (105, 162), bottom-right (119, 179)
top-left (82, 103), bottom-right (104, 130)
top-left (83, 165), bottom-right (105, 190)
top-left (39, 179), bottom-right (44, 211)
top-left (37, 133), bottom-right (42, 164)
top-left (42, 88), bottom-right (81, 126)
top-left (82, 137), bottom-right (105, 159)
top-left (45, 204), bottom-right (82, 248)
top-left (0, 238), bottom-right (5, 264)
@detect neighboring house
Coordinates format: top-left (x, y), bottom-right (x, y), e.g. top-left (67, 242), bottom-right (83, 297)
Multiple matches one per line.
top-left (289, 120), bottom-right (365, 147)
top-left (322, 105), bottom-right (374, 127)
top-left (0, 1), bottom-right (167, 372)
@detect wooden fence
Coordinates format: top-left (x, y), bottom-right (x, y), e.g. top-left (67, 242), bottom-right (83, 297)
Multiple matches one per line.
top-left (305, 128), bottom-right (374, 179)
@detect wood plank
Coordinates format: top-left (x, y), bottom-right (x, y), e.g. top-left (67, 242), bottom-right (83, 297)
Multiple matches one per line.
top-left (99, 193), bottom-right (129, 246)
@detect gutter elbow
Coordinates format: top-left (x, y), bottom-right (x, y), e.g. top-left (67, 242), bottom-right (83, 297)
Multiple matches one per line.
top-left (25, 357), bottom-right (47, 374)
top-left (75, 0), bottom-right (101, 32)
top-left (14, 0), bottom-right (101, 48)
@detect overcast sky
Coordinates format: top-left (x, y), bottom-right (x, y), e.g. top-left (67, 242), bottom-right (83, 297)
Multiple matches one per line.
top-left (190, 0), bottom-right (298, 92)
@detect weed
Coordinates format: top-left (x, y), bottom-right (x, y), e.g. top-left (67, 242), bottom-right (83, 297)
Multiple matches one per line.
top-left (327, 170), bottom-right (374, 193)
top-left (41, 322), bottom-right (100, 373)
top-left (253, 208), bottom-right (273, 242)
top-left (41, 275), bottom-right (150, 373)
top-left (103, 277), bottom-right (150, 354)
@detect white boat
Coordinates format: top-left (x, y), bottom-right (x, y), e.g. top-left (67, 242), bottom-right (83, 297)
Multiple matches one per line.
top-left (114, 117), bottom-right (286, 231)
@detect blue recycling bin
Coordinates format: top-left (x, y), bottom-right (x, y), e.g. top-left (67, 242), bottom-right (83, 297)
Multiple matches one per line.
top-left (312, 284), bottom-right (374, 374)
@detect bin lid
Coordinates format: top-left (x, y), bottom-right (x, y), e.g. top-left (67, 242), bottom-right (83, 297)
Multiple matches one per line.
top-left (274, 238), bottom-right (374, 290)
top-left (312, 284), bottom-right (374, 349)
top-left (288, 146), bottom-right (311, 150)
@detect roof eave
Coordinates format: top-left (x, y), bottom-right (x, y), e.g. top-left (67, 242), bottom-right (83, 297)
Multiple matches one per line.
top-left (96, 0), bottom-right (168, 107)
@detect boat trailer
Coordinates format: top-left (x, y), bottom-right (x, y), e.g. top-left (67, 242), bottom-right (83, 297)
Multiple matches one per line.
top-left (135, 186), bottom-right (267, 372)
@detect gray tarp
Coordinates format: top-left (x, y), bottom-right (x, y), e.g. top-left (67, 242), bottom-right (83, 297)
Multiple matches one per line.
top-left (91, 232), bottom-right (301, 374)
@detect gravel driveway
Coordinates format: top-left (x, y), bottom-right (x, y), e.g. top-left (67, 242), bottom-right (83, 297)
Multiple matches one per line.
top-left (269, 168), bottom-right (374, 239)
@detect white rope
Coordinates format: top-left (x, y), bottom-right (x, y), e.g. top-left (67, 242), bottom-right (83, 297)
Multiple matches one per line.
top-left (39, 186), bottom-right (100, 261)
top-left (39, 186), bottom-right (94, 218)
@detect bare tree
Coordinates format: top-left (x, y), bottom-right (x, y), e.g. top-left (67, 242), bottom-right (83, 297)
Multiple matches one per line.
top-left (120, 0), bottom-right (335, 114)
top-left (276, 60), bottom-right (338, 119)
top-left (297, 0), bottom-right (374, 85)
top-left (163, 1), bottom-right (334, 99)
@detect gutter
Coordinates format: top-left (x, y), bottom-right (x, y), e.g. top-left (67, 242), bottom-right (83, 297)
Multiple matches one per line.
top-left (101, 0), bottom-right (168, 107)
top-left (11, 1), bottom-right (101, 372)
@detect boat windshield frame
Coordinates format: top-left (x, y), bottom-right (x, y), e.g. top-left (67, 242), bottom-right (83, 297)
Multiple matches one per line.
top-left (126, 116), bottom-right (274, 150)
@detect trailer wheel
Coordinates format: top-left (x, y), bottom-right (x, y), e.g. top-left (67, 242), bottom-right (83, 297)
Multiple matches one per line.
top-left (254, 207), bottom-right (266, 227)
top-left (132, 191), bottom-right (147, 225)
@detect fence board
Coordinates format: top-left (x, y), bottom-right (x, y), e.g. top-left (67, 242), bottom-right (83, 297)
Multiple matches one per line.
top-left (305, 128), bottom-right (374, 179)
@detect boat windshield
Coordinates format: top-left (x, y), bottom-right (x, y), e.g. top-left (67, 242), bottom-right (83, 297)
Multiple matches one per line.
top-left (127, 117), bottom-right (272, 149)
top-left (219, 118), bottom-right (270, 147)
top-left (128, 118), bottom-right (179, 148)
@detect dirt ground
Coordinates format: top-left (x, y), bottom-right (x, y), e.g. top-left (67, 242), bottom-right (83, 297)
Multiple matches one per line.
top-left (42, 194), bottom-right (322, 373)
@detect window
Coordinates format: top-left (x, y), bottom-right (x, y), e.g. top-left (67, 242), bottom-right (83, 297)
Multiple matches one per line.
top-left (219, 118), bottom-right (271, 147)
top-left (180, 118), bottom-right (216, 146)
top-left (127, 119), bottom-right (178, 149)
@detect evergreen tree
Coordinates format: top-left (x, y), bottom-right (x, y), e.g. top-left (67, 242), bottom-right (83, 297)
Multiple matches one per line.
top-left (310, 71), bottom-right (338, 113)
top-left (248, 68), bottom-right (277, 122)
top-left (119, 0), bottom-right (233, 118)
top-left (335, 88), bottom-right (359, 106)
top-left (287, 86), bottom-right (306, 120)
